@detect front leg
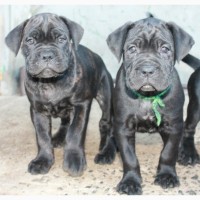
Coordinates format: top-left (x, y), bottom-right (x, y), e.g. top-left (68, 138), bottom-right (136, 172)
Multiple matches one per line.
top-left (115, 121), bottom-right (142, 195)
top-left (28, 106), bottom-right (54, 175)
top-left (155, 122), bottom-right (183, 188)
top-left (63, 100), bottom-right (92, 176)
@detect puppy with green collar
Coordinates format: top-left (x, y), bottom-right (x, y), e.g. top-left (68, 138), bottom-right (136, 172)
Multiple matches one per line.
top-left (107, 16), bottom-right (194, 195)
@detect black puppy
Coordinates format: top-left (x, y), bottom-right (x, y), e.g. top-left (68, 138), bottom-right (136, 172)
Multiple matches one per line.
top-left (178, 54), bottom-right (200, 165)
top-left (5, 13), bottom-right (116, 176)
top-left (107, 17), bottom-right (194, 194)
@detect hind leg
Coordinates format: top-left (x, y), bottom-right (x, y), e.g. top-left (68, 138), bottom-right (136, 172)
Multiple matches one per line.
top-left (178, 73), bottom-right (200, 165)
top-left (178, 97), bottom-right (200, 165)
top-left (52, 117), bottom-right (70, 148)
top-left (94, 71), bottom-right (117, 164)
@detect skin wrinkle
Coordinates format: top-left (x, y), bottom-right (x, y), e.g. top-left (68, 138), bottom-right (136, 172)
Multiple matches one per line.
top-left (24, 14), bottom-right (70, 38)
top-left (123, 22), bottom-right (175, 92)
top-left (22, 14), bottom-right (72, 78)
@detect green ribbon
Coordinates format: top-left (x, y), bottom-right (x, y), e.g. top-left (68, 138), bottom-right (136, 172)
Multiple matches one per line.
top-left (130, 87), bottom-right (170, 126)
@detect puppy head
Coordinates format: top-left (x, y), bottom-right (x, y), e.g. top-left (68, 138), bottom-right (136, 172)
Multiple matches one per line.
top-left (107, 17), bottom-right (194, 94)
top-left (5, 13), bottom-right (84, 79)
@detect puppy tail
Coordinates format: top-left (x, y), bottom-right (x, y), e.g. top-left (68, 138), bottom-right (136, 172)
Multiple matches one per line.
top-left (182, 54), bottom-right (200, 70)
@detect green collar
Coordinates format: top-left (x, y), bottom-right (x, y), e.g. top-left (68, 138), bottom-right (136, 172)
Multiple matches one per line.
top-left (130, 86), bottom-right (171, 126)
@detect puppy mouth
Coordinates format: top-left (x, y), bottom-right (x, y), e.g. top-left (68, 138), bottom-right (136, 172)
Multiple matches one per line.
top-left (139, 84), bottom-right (156, 92)
top-left (32, 68), bottom-right (65, 78)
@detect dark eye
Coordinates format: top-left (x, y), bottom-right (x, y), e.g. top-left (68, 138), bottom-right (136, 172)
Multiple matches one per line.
top-left (161, 45), bottom-right (170, 53)
top-left (26, 37), bottom-right (35, 45)
top-left (58, 37), bottom-right (66, 43)
top-left (127, 45), bottom-right (137, 54)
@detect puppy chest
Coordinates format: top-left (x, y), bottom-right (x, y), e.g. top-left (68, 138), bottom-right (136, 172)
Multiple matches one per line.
top-left (36, 100), bottom-right (73, 118)
top-left (127, 101), bottom-right (158, 132)
top-left (136, 100), bottom-right (154, 119)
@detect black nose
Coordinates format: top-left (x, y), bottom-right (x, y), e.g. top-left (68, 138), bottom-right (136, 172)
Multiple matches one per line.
top-left (40, 51), bottom-right (54, 62)
top-left (139, 65), bottom-right (157, 77)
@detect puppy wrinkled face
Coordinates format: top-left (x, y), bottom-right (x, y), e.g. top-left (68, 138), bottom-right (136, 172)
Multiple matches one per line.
top-left (124, 18), bottom-right (175, 94)
top-left (21, 14), bottom-right (72, 78)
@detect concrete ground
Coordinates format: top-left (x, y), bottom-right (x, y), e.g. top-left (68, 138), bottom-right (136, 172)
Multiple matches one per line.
top-left (0, 92), bottom-right (200, 195)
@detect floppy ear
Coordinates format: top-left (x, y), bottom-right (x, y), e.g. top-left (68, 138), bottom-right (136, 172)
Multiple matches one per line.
top-left (5, 19), bottom-right (29, 56)
top-left (106, 22), bottom-right (134, 62)
top-left (167, 22), bottom-right (194, 62)
top-left (60, 16), bottom-right (84, 50)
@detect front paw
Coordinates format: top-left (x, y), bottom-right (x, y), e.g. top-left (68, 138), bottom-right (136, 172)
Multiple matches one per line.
top-left (154, 173), bottom-right (180, 189)
top-left (63, 148), bottom-right (86, 176)
top-left (28, 157), bottom-right (54, 175)
top-left (117, 175), bottom-right (142, 195)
